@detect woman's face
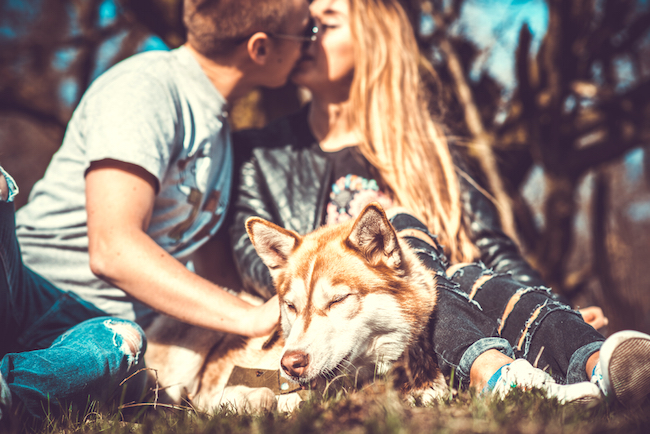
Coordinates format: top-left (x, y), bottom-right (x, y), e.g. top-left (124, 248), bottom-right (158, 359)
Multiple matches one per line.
top-left (291, 0), bottom-right (355, 97)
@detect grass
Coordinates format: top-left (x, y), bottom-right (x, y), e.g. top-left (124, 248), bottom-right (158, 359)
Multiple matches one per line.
top-left (8, 379), bottom-right (650, 434)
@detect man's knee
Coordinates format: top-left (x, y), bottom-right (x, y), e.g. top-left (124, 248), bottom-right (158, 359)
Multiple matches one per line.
top-left (103, 319), bottom-right (146, 368)
top-left (0, 167), bottom-right (18, 203)
top-left (0, 171), bottom-right (8, 202)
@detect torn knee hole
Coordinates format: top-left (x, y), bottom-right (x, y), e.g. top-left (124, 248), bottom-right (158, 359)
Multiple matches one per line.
top-left (497, 287), bottom-right (535, 334)
top-left (104, 320), bottom-right (143, 356)
top-left (469, 274), bottom-right (494, 300)
top-left (445, 262), bottom-right (473, 278)
top-left (398, 228), bottom-right (438, 248)
top-left (516, 304), bottom-right (544, 351)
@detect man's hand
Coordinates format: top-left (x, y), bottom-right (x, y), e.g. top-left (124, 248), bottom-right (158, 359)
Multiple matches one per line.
top-left (246, 295), bottom-right (281, 337)
top-left (578, 306), bottom-right (608, 330)
top-left (86, 161), bottom-right (278, 336)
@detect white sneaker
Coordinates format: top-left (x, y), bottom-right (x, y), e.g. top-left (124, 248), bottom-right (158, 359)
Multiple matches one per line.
top-left (597, 330), bottom-right (650, 407)
top-left (490, 359), bottom-right (602, 404)
top-left (0, 372), bottom-right (11, 422)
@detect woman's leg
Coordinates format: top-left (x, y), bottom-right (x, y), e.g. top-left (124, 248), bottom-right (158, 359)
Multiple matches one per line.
top-left (430, 288), bottom-right (513, 386)
top-left (389, 213), bottom-right (512, 385)
top-left (391, 210), bottom-right (650, 406)
top-left (445, 262), bottom-right (604, 384)
top-left (389, 213), bottom-right (600, 402)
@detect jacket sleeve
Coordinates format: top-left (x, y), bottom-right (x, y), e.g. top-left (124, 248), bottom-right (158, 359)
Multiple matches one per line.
top-left (459, 172), bottom-right (547, 288)
top-left (229, 152), bottom-right (278, 300)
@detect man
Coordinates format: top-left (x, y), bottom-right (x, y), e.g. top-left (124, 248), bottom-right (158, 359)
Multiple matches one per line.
top-left (2, 0), bottom-right (313, 421)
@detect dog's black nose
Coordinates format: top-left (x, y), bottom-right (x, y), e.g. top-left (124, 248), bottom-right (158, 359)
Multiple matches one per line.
top-left (281, 350), bottom-right (310, 377)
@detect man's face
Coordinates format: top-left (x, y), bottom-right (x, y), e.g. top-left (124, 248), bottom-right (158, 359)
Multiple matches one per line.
top-left (261, 0), bottom-right (311, 88)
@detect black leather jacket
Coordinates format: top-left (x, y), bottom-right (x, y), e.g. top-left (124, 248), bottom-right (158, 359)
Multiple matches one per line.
top-left (230, 106), bottom-right (544, 299)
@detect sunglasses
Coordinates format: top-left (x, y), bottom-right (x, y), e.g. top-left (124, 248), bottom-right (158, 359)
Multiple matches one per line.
top-left (269, 17), bottom-right (319, 44)
top-left (235, 18), bottom-right (319, 48)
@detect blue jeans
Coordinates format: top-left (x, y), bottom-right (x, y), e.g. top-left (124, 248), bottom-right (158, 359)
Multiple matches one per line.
top-left (1, 168), bottom-right (147, 420)
top-left (389, 213), bottom-right (604, 386)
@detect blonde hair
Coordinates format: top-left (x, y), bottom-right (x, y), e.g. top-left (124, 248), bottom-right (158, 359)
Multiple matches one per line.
top-left (346, 0), bottom-right (476, 263)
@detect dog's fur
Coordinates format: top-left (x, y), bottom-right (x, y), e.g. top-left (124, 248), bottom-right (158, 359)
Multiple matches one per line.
top-left (144, 203), bottom-right (447, 412)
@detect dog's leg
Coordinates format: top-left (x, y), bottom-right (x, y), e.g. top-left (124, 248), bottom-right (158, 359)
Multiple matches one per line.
top-left (217, 385), bottom-right (277, 413)
top-left (276, 392), bottom-right (306, 412)
top-left (145, 315), bottom-right (226, 405)
top-left (407, 370), bottom-right (449, 406)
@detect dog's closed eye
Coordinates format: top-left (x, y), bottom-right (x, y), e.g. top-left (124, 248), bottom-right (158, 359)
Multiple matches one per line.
top-left (328, 294), bottom-right (350, 309)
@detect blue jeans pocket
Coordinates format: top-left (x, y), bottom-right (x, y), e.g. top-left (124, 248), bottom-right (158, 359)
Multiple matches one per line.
top-left (16, 291), bottom-right (107, 351)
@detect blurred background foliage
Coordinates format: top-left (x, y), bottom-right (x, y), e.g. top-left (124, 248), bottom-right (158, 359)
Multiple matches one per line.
top-left (1, 0), bottom-right (649, 334)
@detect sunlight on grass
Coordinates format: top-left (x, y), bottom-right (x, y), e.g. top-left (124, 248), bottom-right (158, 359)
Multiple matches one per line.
top-left (11, 377), bottom-right (650, 434)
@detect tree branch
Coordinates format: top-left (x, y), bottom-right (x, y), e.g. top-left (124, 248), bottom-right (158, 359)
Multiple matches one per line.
top-left (592, 170), bottom-right (638, 330)
top-left (433, 23), bottom-right (519, 245)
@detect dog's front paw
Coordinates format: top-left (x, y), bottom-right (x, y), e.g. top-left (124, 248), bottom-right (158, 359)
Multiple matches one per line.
top-left (218, 385), bottom-right (277, 413)
top-left (407, 385), bottom-right (449, 406)
top-left (406, 371), bottom-right (451, 406)
top-left (276, 391), bottom-right (308, 412)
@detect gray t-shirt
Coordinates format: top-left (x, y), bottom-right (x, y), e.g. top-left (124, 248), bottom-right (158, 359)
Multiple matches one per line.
top-left (16, 46), bottom-right (232, 327)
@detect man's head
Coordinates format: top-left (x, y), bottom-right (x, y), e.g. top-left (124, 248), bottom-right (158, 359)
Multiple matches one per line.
top-left (184, 0), bottom-right (291, 56)
top-left (184, 0), bottom-right (312, 88)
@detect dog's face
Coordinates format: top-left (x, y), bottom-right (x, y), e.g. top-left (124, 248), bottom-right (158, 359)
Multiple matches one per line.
top-left (246, 203), bottom-right (437, 384)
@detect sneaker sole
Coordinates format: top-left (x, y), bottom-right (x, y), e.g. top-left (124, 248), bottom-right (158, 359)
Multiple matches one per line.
top-left (608, 337), bottom-right (650, 407)
top-left (556, 382), bottom-right (602, 406)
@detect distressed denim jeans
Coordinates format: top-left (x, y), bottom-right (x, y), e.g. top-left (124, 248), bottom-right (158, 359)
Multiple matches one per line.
top-left (1, 167), bottom-right (147, 419)
top-left (389, 213), bottom-right (605, 387)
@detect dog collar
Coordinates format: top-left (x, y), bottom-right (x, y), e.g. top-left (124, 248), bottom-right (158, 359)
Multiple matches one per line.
top-left (225, 366), bottom-right (308, 397)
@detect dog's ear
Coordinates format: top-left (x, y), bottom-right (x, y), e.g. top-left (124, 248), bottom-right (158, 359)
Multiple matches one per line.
top-left (246, 217), bottom-right (302, 271)
top-left (347, 202), bottom-right (401, 269)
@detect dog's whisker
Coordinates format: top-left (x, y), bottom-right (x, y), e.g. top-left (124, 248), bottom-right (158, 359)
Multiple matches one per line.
top-left (336, 364), bottom-right (353, 377)
top-left (341, 361), bottom-right (357, 374)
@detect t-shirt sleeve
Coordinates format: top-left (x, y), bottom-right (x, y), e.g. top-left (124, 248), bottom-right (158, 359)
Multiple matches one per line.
top-left (77, 70), bottom-right (178, 184)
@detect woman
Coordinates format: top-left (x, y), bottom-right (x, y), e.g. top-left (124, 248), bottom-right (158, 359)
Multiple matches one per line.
top-left (230, 0), bottom-right (650, 406)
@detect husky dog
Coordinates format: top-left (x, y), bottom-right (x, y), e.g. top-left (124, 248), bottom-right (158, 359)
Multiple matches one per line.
top-left (144, 203), bottom-right (447, 412)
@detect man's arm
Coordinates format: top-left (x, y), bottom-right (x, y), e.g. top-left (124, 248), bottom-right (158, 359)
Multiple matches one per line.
top-left (85, 161), bottom-right (279, 337)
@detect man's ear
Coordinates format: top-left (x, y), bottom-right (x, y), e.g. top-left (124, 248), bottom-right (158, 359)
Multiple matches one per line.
top-left (246, 32), bottom-right (270, 66)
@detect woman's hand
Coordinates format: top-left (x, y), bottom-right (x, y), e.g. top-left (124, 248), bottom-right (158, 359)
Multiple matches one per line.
top-left (578, 306), bottom-right (608, 330)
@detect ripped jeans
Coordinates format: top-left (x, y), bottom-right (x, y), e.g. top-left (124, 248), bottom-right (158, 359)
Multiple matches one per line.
top-left (1, 168), bottom-right (147, 419)
top-left (389, 213), bottom-right (604, 387)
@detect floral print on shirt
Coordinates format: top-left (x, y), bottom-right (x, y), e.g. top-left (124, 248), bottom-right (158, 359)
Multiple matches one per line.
top-left (325, 174), bottom-right (393, 225)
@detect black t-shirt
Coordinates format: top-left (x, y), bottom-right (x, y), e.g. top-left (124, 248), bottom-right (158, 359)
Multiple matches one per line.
top-left (312, 144), bottom-right (394, 226)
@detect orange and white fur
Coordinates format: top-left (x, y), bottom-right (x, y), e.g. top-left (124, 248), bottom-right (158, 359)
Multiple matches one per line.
top-left (144, 203), bottom-right (447, 413)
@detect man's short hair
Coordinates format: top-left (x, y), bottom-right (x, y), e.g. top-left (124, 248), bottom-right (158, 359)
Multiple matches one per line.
top-left (184, 0), bottom-right (294, 57)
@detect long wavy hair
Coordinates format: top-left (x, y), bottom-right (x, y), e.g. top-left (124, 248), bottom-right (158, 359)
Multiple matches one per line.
top-left (346, 0), bottom-right (476, 263)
